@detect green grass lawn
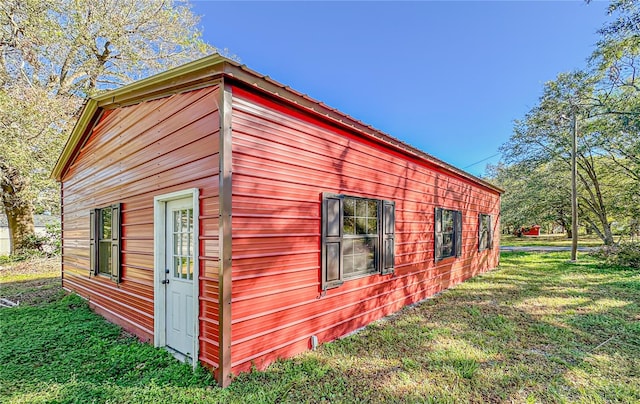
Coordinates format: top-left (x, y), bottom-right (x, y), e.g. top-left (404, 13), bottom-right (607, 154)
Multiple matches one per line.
top-left (1, 252), bottom-right (638, 403)
top-left (501, 234), bottom-right (605, 247)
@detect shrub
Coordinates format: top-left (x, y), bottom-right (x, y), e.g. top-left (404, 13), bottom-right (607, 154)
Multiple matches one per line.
top-left (590, 242), bottom-right (640, 268)
top-left (11, 222), bottom-right (61, 261)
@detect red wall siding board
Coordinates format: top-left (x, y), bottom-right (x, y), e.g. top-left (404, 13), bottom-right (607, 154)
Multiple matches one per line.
top-left (231, 94), bottom-right (497, 197)
top-left (228, 88), bottom-right (500, 377)
top-left (200, 218), bottom-right (221, 239)
top-left (65, 90), bottom-right (215, 183)
top-left (64, 129), bottom-right (220, 201)
top-left (62, 276), bottom-right (154, 332)
top-left (63, 156), bottom-right (219, 210)
top-left (201, 258), bottom-right (221, 277)
top-left (230, 260), bottom-right (494, 371)
top-left (61, 86), bottom-right (221, 375)
top-left (122, 225), bottom-right (155, 239)
top-left (231, 269), bottom-right (315, 297)
top-left (231, 254), bottom-right (317, 281)
top-left (65, 120), bottom-right (219, 194)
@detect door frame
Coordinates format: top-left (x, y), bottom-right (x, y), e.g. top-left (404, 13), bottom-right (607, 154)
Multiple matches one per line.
top-left (153, 188), bottom-right (200, 367)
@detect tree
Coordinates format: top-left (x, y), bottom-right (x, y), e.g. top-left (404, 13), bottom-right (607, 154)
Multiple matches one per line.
top-left (0, 86), bottom-right (76, 251)
top-left (487, 161), bottom-right (573, 236)
top-left (501, 72), bottom-right (619, 245)
top-left (0, 0), bottom-right (214, 253)
top-left (497, 1), bottom-right (640, 246)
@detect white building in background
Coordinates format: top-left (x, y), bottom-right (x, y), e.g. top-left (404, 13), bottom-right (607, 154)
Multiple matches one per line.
top-left (0, 214), bottom-right (60, 255)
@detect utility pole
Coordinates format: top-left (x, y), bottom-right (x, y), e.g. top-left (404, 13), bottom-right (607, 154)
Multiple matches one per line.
top-left (570, 111), bottom-right (578, 262)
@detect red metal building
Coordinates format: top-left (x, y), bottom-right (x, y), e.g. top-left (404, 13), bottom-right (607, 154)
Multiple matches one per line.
top-left (521, 225), bottom-right (541, 236)
top-left (52, 54), bottom-right (502, 387)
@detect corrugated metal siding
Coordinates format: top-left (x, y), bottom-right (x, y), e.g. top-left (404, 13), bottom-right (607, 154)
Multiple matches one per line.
top-left (60, 86), bottom-right (221, 370)
top-left (229, 86), bottom-right (500, 375)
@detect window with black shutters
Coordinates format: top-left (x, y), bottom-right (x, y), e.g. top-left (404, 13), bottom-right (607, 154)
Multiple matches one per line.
top-left (321, 193), bottom-right (395, 290)
top-left (478, 213), bottom-right (492, 251)
top-left (434, 207), bottom-right (462, 262)
top-left (90, 204), bottom-right (121, 282)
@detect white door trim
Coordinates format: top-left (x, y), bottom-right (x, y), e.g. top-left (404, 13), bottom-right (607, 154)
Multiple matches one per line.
top-left (153, 188), bottom-right (200, 368)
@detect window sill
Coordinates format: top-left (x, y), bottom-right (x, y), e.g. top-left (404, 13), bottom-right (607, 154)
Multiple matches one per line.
top-left (344, 270), bottom-right (380, 282)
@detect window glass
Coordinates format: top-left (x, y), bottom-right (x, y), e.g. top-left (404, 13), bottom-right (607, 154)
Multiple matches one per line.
top-left (97, 207), bottom-right (112, 275)
top-left (479, 214), bottom-right (491, 251)
top-left (321, 193), bottom-right (395, 290)
top-left (436, 208), bottom-right (460, 260)
top-left (100, 209), bottom-right (112, 239)
top-left (441, 209), bottom-right (455, 258)
top-left (342, 197), bottom-right (379, 278)
top-left (172, 208), bottom-right (194, 280)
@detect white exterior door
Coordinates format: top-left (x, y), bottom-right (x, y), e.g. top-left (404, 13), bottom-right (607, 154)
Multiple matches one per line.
top-left (164, 197), bottom-right (195, 359)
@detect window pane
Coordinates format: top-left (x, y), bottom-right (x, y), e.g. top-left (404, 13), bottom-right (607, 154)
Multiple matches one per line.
top-left (367, 200), bottom-right (378, 217)
top-left (341, 197), bottom-right (380, 278)
top-left (353, 238), bottom-right (368, 254)
top-left (479, 214), bottom-right (490, 250)
top-left (355, 217), bottom-right (367, 235)
top-left (442, 233), bottom-right (454, 258)
top-left (344, 217), bottom-right (355, 235)
top-left (353, 253), bottom-right (368, 271)
top-left (182, 233), bottom-right (189, 256)
top-left (98, 240), bottom-right (111, 274)
top-left (344, 198), bottom-right (355, 216)
top-left (343, 239), bottom-right (354, 255)
top-left (367, 218), bottom-right (377, 235)
top-left (356, 199), bottom-right (368, 217)
top-left (347, 238), bottom-right (377, 274)
top-left (367, 254), bottom-right (375, 271)
top-left (181, 210), bottom-right (188, 233)
top-left (174, 256), bottom-right (180, 278)
top-left (442, 210), bottom-right (454, 232)
top-left (182, 257), bottom-right (188, 279)
top-left (101, 209), bottom-right (112, 239)
top-left (343, 255), bottom-right (354, 275)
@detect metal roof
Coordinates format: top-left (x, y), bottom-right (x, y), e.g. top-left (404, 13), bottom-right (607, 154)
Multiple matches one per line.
top-left (51, 54), bottom-right (503, 194)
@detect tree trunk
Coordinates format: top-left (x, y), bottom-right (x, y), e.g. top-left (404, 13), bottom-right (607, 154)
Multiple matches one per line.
top-left (576, 154), bottom-right (614, 246)
top-left (601, 222), bottom-right (614, 246)
top-left (3, 203), bottom-right (35, 253)
top-left (0, 163), bottom-right (36, 254)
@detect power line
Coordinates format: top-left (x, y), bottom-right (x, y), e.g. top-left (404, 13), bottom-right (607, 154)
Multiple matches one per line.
top-left (462, 152), bottom-right (501, 169)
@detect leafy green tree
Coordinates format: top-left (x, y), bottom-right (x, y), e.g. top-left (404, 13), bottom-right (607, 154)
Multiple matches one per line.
top-left (487, 161), bottom-right (573, 236)
top-left (501, 72), bottom-right (620, 245)
top-left (0, 0), bottom-right (214, 253)
top-left (497, 1), bottom-right (640, 245)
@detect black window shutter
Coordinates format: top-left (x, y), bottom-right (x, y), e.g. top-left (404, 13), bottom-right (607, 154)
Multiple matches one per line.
top-left (89, 209), bottom-right (96, 276)
top-left (478, 213), bottom-right (483, 252)
top-left (487, 215), bottom-right (493, 249)
top-left (322, 193), bottom-right (344, 290)
top-left (434, 207), bottom-right (442, 262)
top-left (381, 200), bottom-right (395, 275)
top-left (110, 203), bottom-right (121, 283)
top-left (455, 210), bottom-right (463, 257)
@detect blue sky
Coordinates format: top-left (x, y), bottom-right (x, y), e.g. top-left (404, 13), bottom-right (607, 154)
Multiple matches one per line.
top-left (191, 1), bottom-right (610, 176)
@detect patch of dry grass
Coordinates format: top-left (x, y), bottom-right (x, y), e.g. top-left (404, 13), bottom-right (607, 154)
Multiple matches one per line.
top-left (0, 257), bottom-right (63, 306)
